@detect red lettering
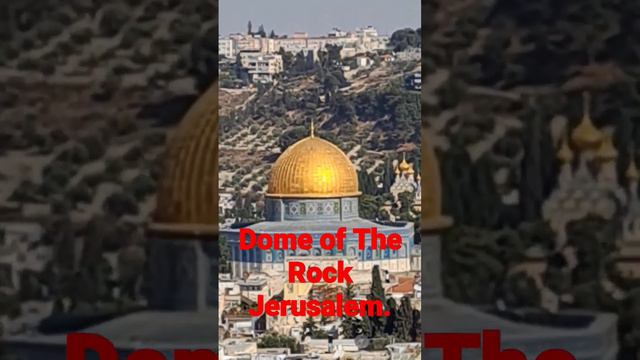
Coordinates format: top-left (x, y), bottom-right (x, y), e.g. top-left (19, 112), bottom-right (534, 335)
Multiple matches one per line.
top-left (286, 261), bottom-right (353, 283)
top-left (66, 334), bottom-right (219, 360)
top-left (324, 266), bottom-right (337, 283)
top-left (298, 233), bottom-right (312, 250)
top-left (536, 350), bottom-right (576, 360)
top-left (424, 332), bottom-right (576, 360)
top-left (288, 261), bottom-right (306, 282)
top-left (387, 233), bottom-right (402, 250)
top-left (354, 228), bottom-right (370, 250)
top-left (128, 350), bottom-right (165, 360)
top-left (239, 228), bottom-right (256, 250)
top-left (320, 233), bottom-right (335, 249)
top-left (265, 297), bottom-right (279, 315)
top-left (483, 330), bottom-right (526, 360)
top-left (308, 266), bottom-right (322, 282)
top-left (336, 260), bottom-right (353, 283)
top-left (344, 298), bottom-right (359, 316)
top-left (67, 333), bottom-right (118, 360)
top-left (424, 333), bottom-right (481, 360)
top-left (258, 233), bottom-right (273, 249)
top-left (336, 227), bottom-right (346, 251)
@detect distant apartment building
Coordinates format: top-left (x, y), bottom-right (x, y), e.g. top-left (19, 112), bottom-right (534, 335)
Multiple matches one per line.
top-left (219, 38), bottom-right (234, 58)
top-left (238, 52), bottom-right (283, 83)
top-left (220, 26), bottom-right (389, 61)
top-left (0, 222), bottom-right (47, 293)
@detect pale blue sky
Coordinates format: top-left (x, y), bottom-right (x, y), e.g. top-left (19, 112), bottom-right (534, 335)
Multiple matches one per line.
top-left (220, 0), bottom-right (420, 37)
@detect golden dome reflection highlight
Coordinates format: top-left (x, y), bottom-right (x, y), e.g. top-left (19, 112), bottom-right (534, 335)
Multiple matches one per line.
top-left (267, 127), bottom-right (360, 199)
top-left (571, 92), bottom-right (604, 150)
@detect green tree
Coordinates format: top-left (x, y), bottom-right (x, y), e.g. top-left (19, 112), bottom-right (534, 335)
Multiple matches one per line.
top-left (258, 332), bottom-right (299, 353)
top-left (302, 317), bottom-right (319, 340)
top-left (219, 235), bottom-right (231, 273)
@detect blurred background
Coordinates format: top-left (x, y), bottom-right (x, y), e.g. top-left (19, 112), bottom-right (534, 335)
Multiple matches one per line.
top-left (0, 0), bottom-right (217, 358)
top-left (424, 0), bottom-right (640, 359)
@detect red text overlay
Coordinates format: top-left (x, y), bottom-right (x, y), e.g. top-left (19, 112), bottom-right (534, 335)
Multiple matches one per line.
top-left (240, 227), bottom-right (402, 317)
top-left (424, 331), bottom-right (576, 360)
top-left (66, 333), bottom-right (217, 360)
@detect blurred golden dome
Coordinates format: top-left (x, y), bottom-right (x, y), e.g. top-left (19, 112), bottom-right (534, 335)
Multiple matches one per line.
top-left (152, 82), bottom-right (218, 232)
top-left (627, 157), bottom-right (639, 181)
top-left (267, 128), bottom-right (360, 198)
top-left (595, 134), bottom-right (618, 162)
top-left (398, 153), bottom-right (411, 172)
top-left (571, 92), bottom-right (603, 150)
top-left (556, 138), bottom-right (574, 163)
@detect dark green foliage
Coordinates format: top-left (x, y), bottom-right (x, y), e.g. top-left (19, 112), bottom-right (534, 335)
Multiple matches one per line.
top-left (67, 181), bottom-right (93, 204)
top-left (389, 28), bottom-right (421, 52)
top-left (504, 272), bottom-right (541, 307)
top-left (219, 235), bottom-right (231, 273)
top-left (36, 20), bottom-right (64, 41)
top-left (519, 99), bottom-right (555, 221)
top-left (99, 5), bottom-right (129, 37)
top-left (278, 126), bottom-right (308, 150)
top-left (127, 173), bottom-right (156, 200)
top-left (566, 215), bottom-right (618, 285)
top-left (79, 134), bottom-right (106, 160)
top-left (258, 332), bottom-right (300, 353)
top-left (103, 192), bottom-right (139, 217)
top-left (442, 226), bottom-right (525, 304)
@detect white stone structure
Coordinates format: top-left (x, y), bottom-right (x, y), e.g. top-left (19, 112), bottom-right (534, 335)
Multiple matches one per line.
top-left (389, 153), bottom-right (419, 202)
top-left (542, 93), bottom-right (625, 250)
top-left (238, 53), bottom-right (283, 82)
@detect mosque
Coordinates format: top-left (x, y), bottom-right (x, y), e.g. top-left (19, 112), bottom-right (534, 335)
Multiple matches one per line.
top-left (542, 92), bottom-right (640, 282)
top-left (4, 81), bottom-right (623, 360)
top-left (222, 123), bottom-right (415, 277)
top-left (422, 92), bottom-right (619, 360)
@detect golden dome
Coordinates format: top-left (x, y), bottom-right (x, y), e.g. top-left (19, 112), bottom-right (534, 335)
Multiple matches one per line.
top-left (571, 92), bottom-right (603, 150)
top-left (152, 82), bottom-right (218, 233)
top-left (556, 138), bottom-right (574, 163)
top-left (595, 134), bottom-right (618, 162)
top-left (627, 156), bottom-right (639, 181)
top-left (398, 153), bottom-right (411, 172)
top-left (267, 130), bottom-right (360, 198)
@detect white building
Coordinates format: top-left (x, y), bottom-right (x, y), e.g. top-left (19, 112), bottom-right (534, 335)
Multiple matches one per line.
top-left (219, 26), bottom-right (389, 61)
top-left (238, 53), bottom-right (283, 82)
top-left (0, 222), bottom-right (46, 293)
top-left (356, 56), bottom-right (373, 68)
top-left (219, 38), bottom-right (235, 58)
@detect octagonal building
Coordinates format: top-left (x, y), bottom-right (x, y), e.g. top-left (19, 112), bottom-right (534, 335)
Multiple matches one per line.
top-left (222, 125), bottom-right (415, 278)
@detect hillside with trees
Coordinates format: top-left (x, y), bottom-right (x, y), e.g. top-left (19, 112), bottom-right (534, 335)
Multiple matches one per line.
top-left (424, 0), bottom-right (640, 357)
top-left (219, 45), bottom-right (421, 226)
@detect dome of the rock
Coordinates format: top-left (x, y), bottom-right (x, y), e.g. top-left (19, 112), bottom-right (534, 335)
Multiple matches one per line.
top-left (267, 133), bottom-right (360, 198)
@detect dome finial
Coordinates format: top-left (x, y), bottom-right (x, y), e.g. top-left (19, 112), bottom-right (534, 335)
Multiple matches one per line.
top-left (310, 120), bottom-right (315, 137)
top-left (571, 91), bottom-right (603, 150)
top-left (398, 152), bottom-right (411, 172)
top-left (582, 91), bottom-right (591, 118)
top-left (557, 135), bottom-right (574, 163)
top-left (595, 133), bottom-right (618, 162)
